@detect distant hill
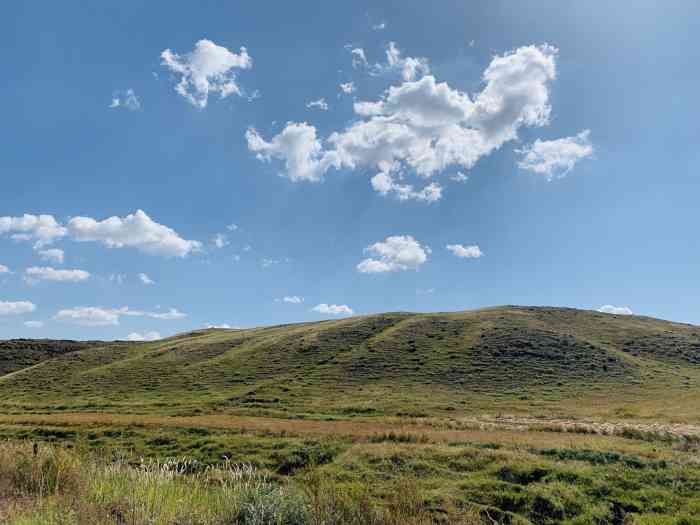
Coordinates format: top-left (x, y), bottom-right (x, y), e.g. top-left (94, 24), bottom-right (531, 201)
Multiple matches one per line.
top-left (0, 339), bottom-right (118, 376)
top-left (1, 306), bottom-right (699, 419)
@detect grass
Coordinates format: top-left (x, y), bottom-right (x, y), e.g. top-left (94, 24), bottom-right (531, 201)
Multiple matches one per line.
top-left (2, 426), bottom-right (700, 524)
top-left (1, 306), bottom-right (699, 420)
top-left (3, 306), bottom-right (700, 523)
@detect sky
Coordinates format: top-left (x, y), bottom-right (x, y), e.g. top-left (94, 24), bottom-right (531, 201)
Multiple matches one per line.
top-left (1, 1), bottom-right (699, 340)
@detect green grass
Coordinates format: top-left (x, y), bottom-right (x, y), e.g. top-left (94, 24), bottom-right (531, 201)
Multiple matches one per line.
top-left (2, 305), bottom-right (700, 523)
top-left (2, 425), bottom-right (700, 524)
top-left (1, 306), bottom-right (700, 420)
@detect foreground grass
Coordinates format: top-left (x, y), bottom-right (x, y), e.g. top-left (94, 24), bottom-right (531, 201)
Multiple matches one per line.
top-left (0, 441), bottom-right (450, 525)
top-left (2, 419), bottom-right (700, 524)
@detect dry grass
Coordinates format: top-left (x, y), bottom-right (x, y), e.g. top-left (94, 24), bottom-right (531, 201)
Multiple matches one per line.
top-left (0, 442), bottom-right (456, 525)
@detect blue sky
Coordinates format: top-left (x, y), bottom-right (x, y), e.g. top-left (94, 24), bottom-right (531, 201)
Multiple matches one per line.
top-left (1, 1), bottom-right (699, 340)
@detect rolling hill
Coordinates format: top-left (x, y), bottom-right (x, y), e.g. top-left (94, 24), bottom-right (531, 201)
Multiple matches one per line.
top-left (1, 306), bottom-right (699, 420)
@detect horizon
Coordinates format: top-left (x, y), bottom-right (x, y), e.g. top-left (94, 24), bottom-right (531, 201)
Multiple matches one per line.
top-left (2, 1), bottom-right (699, 340)
top-left (2, 304), bottom-right (697, 343)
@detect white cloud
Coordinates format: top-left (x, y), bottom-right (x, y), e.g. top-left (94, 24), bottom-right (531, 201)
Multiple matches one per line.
top-left (126, 331), bottom-right (161, 341)
top-left (370, 173), bottom-right (442, 203)
top-left (212, 233), bottom-right (229, 248)
top-left (349, 42), bottom-right (429, 81)
top-left (0, 214), bottom-right (67, 247)
top-left (246, 122), bottom-right (340, 182)
top-left (312, 303), bottom-right (354, 315)
top-left (276, 296), bottom-right (303, 304)
top-left (385, 42), bottom-right (430, 81)
top-left (54, 307), bottom-right (120, 327)
top-left (67, 210), bottom-right (201, 257)
top-left (372, 22), bottom-right (387, 31)
top-left (350, 47), bottom-right (368, 69)
top-left (138, 273), bottom-right (155, 285)
top-left (24, 320), bottom-right (43, 328)
top-left (0, 264), bottom-right (9, 274)
top-left (306, 98), bottom-right (329, 111)
top-left (0, 301), bottom-right (36, 316)
top-left (121, 307), bottom-right (186, 320)
top-left (249, 44), bottom-right (559, 202)
top-left (109, 89), bottom-right (141, 111)
top-left (226, 223), bottom-right (239, 231)
top-left (597, 305), bottom-right (634, 315)
top-left (24, 266), bottom-right (90, 283)
top-left (54, 306), bottom-right (186, 327)
top-left (446, 244), bottom-right (483, 258)
top-left (38, 248), bottom-right (65, 264)
top-left (161, 39), bottom-right (252, 108)
top-left (357, 235), bottom-right (430, 273)
top-left (205, 323), bottom-right (239, 329)
top-left (450, 172), bottom-right (468, 183)
top-left (339, 82), bottom-right (356, 95)
top-left (517, 130), bottom-right (594, 179)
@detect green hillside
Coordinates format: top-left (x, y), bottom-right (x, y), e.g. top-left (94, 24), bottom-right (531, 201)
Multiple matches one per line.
top-left (1, 306), bottom-right (699, 420)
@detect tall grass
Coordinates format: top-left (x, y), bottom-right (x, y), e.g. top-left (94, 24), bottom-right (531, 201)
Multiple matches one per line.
top-left (0, 441), bottom-right (449, 525)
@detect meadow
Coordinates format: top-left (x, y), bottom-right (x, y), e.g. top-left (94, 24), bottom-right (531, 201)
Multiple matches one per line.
top-left (2, 307), bottom-right (700, 524)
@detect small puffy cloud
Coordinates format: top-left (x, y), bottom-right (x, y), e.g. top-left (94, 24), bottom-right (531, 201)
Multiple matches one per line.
top-left (24, 320), bottom-right (43, 328)
top-left (306, 98), bottom-right (329, 111)
top-left (450, 172), bottom-right (468, 183)
top-left (517, 130), bottom-right (593, 179)
top-left (161, 39), bottom-right (252, 108)
top-left (339, 82), bottom-right (356, 95)
top-left (312, 303), bottom-right (354, 315)
top-left (597, 305), bottom-right (633, 315)
top-left (370, 173), bottom-right (442, 203)
top-left (372, 22), bottom-right (387, 31)
top-left (54, 307), bottom-right (119, 327)
top-left (205, 323), bottom-right (235, 329)
top-left (446, 244), bottom-right (483, 258)
top-left (246, 122), bottom-right (340, 182)
top-left (226, 223), bottom-right (239, 231)
top-left (357, 235), bottom-right (430, 273)
top-left (349, 47), bottom-right (368, 69)
top-left (0, 264), bottom-right (9, 274)
top-left (0, 214), bottom-right (67, 247)
top-left (54, 306), bottom-right (186, 327)
top-left (276, 296), bottom-right (303, 304)
top-left (109, 89), bottom-right (141, 111)
top-left (126, 331), bottom-right (161, 341)
top-left (38, 248), bottom-right (65, 264)
top-left (24, 266), bottom-right (90, 283)
top-left (349, 42), bottom-right (429, 81)
top-left (122, 307), bottom-right (186, 320)
top-left (0, 301), bottom-right (36, 316)
top-left (212, 233), bottom-right (229, 248)
top-left (138, 273), bottom-right (155, 285)
top-left (385, 42), bottom-right (430, 81)
top-left (67, 210), bottom-right (201, 258)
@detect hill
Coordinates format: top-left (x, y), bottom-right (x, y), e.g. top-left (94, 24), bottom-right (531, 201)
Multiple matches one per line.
top-left (1, 306), bottom-right (699, 420)
top-left (0, 339), bottom-right (120, 376)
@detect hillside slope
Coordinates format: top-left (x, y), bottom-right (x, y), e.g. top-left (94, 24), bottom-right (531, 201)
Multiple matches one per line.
top-left (1, 306), bottom-right (699, 419)
top-left (0, 339), bottom-right (118, 376)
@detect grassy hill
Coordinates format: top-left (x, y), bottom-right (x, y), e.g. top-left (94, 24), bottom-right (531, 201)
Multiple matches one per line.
top-left (1, 306), bottom-right (699, 420)
top-left (3, 306), bottom-right (700, 524)
top-left (0, 339), bottom-right (119, 376)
